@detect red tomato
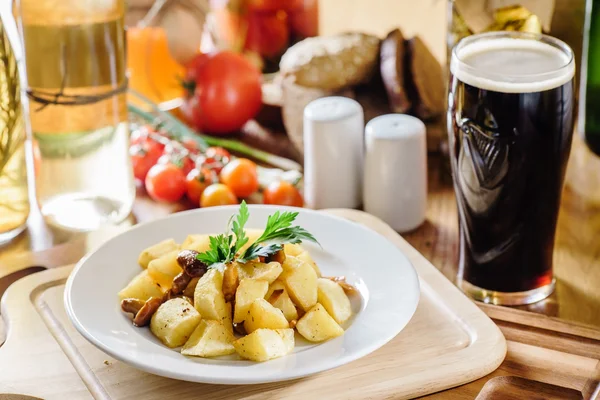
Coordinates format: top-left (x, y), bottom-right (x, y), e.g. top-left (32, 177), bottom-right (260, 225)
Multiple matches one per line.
top-left (220, 158), bottom-right (259, 198)
top-left (130, 126), bottom-right (148, 146)
top-left (263, 181), bottom-right (303, 207)
top-left (205, 146), bottom-right (231, 164)
top-left (206, 146), bottom-right (230, 160)
top-left (182, 53), bottom-right (210, 96)
top-left (186, 168), bottom-right (215, 206)
top-left (247, 0), bottom-right (281, 12)
top-left (181, 51), bottom-right (262, 134)
top-left (200, 146), bottom-right (231, 174)
top-left (245, 12), bottom-right (289, 57)
top-left (145, 163), bottom-right (187, 203)
top-left (157, 153), bottom-right (195, 177)
top-left (182, 138), bottom-right (200, 154)
top-left (130, 138), bottom-right (164, 181)
top-left (200, 183), bottom-right (238, 207)
top-left (289, 0), bottom-right (318, 38)
top-left (248, 0), bottom-right (303, 12)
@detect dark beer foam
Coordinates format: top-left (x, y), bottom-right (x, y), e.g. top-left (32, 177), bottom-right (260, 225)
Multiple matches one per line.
top-left (451, 37), bottom-right (575, 93)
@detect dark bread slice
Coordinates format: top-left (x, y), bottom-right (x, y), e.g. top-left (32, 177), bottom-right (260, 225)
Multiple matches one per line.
top-left (380, 28), bottom-right (411, 113)
top-left (406, 36), bottom-right (446, 120)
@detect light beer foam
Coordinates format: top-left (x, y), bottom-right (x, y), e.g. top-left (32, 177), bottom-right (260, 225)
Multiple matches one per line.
top-left (451, 37), bottom-right (575, 93)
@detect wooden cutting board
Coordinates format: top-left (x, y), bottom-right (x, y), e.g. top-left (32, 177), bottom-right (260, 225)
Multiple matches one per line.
top-left (0, 209), bottom-right (598, 399)
top-left (0, 209), bottom-right (506, 399)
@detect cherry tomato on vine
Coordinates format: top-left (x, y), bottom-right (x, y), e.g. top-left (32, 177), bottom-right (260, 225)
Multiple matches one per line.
top-left (182, 138), bottom-right (200, 154)
top-left (157, 150), bottom-right (195, 176)
top-left (201, 146), bottom-right (231, 173)
top-left (200, 183), bottom-right (238, 207)
top-left (145, 163), bottom-right (187, 203)
top-left (130, 138), bottom-right (164, 181)
top-left (219, 158), bottom-right (259, 198)
top-left (205, 147), bottom-right (230, 163)
top-left (186, 168), bottom-right (215, 205)
top-left (263, 181), bottom-right (303, 207)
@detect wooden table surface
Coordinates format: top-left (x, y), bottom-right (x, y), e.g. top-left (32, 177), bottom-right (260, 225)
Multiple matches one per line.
top-left (1, 131), bottom-right (599, 332)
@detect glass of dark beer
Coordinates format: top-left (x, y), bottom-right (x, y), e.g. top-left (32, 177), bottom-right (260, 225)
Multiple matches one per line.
top-left (447, 31), bottom-right (575, 305)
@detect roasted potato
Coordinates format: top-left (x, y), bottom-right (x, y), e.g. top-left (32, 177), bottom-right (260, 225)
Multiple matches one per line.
top-left (150, 298), bottom-right (201, 348)
top-left (244, 298), bottom-right (289, 334)
top-left (317, 278), bottom-right (352, 324)
top-left (118, 270), bottom-right (165, 302)
top-left (181, 234), bottom-right (211, 252)
top-left (233, 278), bottom-right (269, 323)
top-left (283, 243), bottom-right (304, 257)
top-left (181, 319), bottom-right (235, 357)
top-left (281, 255), bottom-right (303, 272)
top-left (296, 303), bottom-right (344, 342)
top-left (265, 280), bottom-right (286, 299)
top-left (221, 302), bottom-right (234, 333)
top-left (147, 250), bottom-right (182, 289)
top-left (237, 261), bottom-right (283, 284)
top-left (268, 288), bottom-right (299, 322)
top-left (280, 259), bottom-right (318, 311)
top-left (194, 269), bottom-right (229, 321)
top-left (296, 251), bottom-right (321, 277)
top-left (233, 329), bottom-right (295, 362)
top-left (138, 239), bottom-right (179, 269)
top-left (222, 263), bottom-right (239, 302)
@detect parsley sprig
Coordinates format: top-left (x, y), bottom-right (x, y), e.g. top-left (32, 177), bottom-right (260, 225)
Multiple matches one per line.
top-left (196, 202), bottom-right (318, 266)
top-left (196, 201), bottom-right (250, 265)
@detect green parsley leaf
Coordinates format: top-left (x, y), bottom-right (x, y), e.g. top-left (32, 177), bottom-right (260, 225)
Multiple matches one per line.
top-left (237, 212), bottom-right (318, 262)
top-left (196, 203), bottom-right (318, 266)
top-left (230, 201), bottom-right (249, 256)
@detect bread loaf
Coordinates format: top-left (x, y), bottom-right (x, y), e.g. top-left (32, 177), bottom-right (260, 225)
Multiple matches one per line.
top-left (279, 32), bottom-right (381, 91)
top-left (380, 28), bottom-right (411, 113)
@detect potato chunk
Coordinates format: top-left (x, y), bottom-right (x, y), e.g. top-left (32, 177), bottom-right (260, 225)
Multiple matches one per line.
top-left (181, 320), bottom-right (235, 357)
top-left (194, 269), bottom-right (228, 321)
top-left (233, 329), bottom-right (294, 362)
top-left (296, 303), bottom-right (344, 342)
top-left (268, 288), bottom-right (299, 322)
top-left (280, 260), bottom-right (318, 311)
top-left (150, 298), bottom-right (201, 348)
top-left (265, 280), bottom-right (286, 300)
top-left (317, 278), bottom-right (352, 324)
top-left (118, 270), bottom-right (165, 302)
top-left (296, 251), bottom-right (321, 277)
top-left (233, 279), bottom-right (269, 323)
top-left (237, 261), bottom-right (283, 284)
top-left (221, 302), bottom-right (234, 333)
top-left (138, 239), bottom-right (179, 269)
top-left (281, 255), bottom-right (303, 272)
top-left (283, 243), bottom-right (304, 257)
top-left (244, 298), bottom-right (289, 334)
top-left (181, 234), bottom-right (211, 252)
top-left (147, 250), bottom-right (181, 289)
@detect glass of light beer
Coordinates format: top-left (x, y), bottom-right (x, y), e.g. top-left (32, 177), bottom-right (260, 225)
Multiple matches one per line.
top-left (447, 32), bottom-right (575, 305)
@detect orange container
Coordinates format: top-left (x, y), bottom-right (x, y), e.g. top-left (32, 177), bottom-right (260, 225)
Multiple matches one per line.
top-left (127, 26), bottom-right (185, 110)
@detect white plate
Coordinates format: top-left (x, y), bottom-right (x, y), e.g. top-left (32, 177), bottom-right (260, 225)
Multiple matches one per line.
top-left (65, 205), bottom-right (420, 384)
